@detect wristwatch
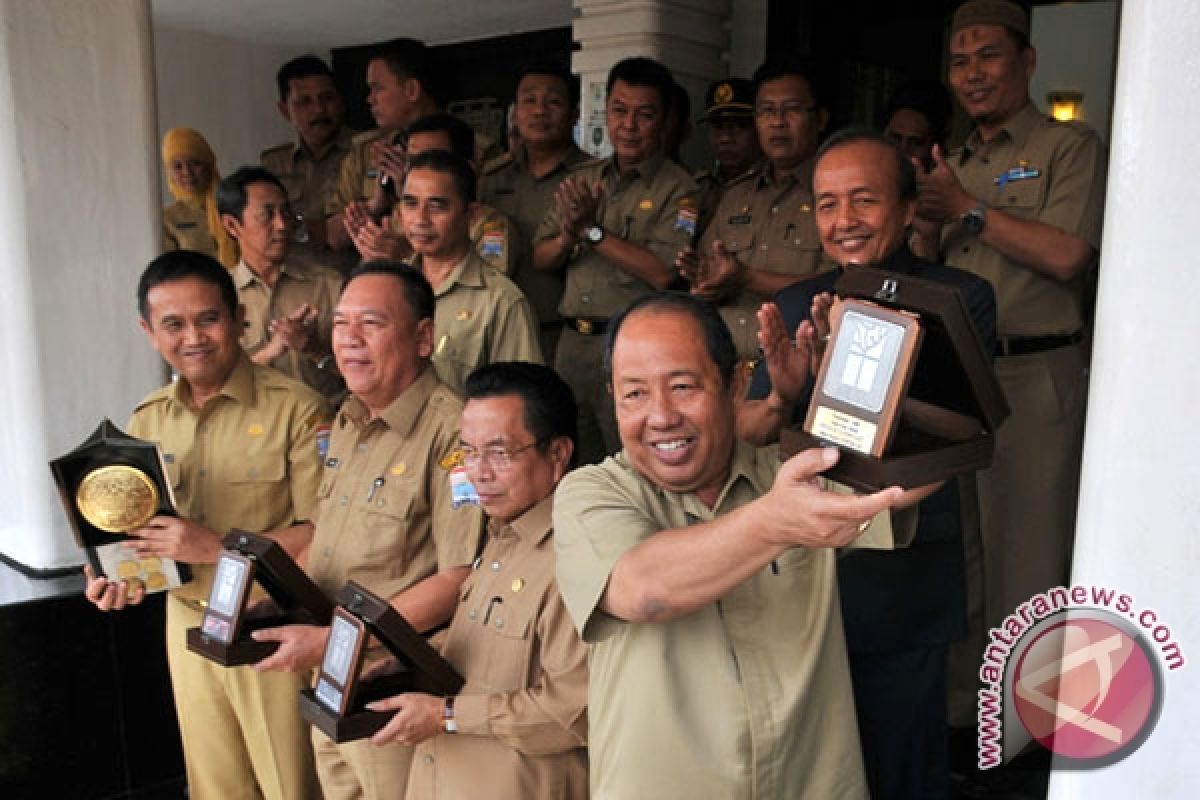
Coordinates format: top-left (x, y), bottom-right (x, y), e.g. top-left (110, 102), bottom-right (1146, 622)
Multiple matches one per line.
top-left (584, 224), bottom-right (606, 246)
top-left (442, 695), bottom-right (458, 734)
top-left (961, 202), bottom-right (988, 235)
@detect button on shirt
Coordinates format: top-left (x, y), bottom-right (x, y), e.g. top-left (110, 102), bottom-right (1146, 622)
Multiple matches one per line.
top-left (406, 496), bottom-right (588, 800)
top-left (127, 355), bottom-right (329, 603)
top-left (554, 443), bottom-right (867, 800)
top-left (307, 367), bottom-right (483, 603)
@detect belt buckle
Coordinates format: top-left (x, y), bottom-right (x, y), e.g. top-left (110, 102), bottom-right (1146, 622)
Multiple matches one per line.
top-left (577, 319), bottom-right (593, 336)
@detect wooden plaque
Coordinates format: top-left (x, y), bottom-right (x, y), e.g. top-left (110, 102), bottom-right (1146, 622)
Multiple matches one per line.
top-left (300, 581), bottom-right (465, 743)
top-left (804, 298), bottom-right (922, 457)
top-left (186, 530), bottom-right (334, 667)
top-left (783, 268), bottom-right (1009, 491)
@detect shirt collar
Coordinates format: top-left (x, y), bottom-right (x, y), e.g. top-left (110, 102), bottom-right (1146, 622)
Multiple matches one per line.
top-left (489, 494), bottom-right (555, 546)
top-left (604, 152), bottom-right (666, 184)
top-left (756, 157), bottom-right (814, 190)
top-left (411, 250), bottom-right (485, 296)
top-left (339, 364), bottom-right (440, 436)
top-left (232, 259), bottom-right (311, 290)
top-left (964, 102), bottom-right (1043, 157)
top-left (169, 352), bottom-right (256, 409)
top-left (286, 126), bottom-right (355, 165)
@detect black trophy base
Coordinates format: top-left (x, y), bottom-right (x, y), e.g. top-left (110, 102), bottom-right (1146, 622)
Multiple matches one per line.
top-left (299, 691), bottom-right (392, 743)
top-left (784, 400), bottom-right (994, 493)
top-left (186, 627), bottom-right (280, 667)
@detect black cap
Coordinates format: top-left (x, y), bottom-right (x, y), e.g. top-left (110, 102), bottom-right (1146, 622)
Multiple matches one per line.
top-left (701, 78), bottom-right (755, 122)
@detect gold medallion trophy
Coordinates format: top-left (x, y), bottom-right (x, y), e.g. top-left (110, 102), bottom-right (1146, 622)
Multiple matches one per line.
top-left (50, 419), bottom-right (190, 593)
top-left (782, 268), bottom-right (1010, 491)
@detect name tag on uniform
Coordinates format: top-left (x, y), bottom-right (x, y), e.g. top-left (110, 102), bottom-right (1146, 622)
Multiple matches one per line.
top-left (175, 222), bottom-right (197, 229)
top-left (728, 214), bottom-right (752, 225)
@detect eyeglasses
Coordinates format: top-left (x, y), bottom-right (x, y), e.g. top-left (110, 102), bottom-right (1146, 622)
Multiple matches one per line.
top-left (458, 441), bottom-right (540, 471)
top-left (753, 102), bottom-right (819, 120)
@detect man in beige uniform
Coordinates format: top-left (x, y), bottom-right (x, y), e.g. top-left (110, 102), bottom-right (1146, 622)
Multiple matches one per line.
top-left (554, 293), bottom-right (905, 800)
top-left (85, 251), bottom-right (326, 800)
top-left (326, 38), bottom-right (501, 259)
top-left (481, 60), bottom-right (591, 361)
top-left (347, 113), bottom-right (522, 278)
top-left (678, 58), bottom-right (832, 362)
top-left (690, 77), bottom-right (762, 239)
top-left (400, 150), bottom-right (541, 394)
top-left (915, 0), bottom-right (1106, 721)
top-left (262, 55), bottom-right (356, 273)
top-left (252, 262), bottom-right (485, 800)
top-left (370, 362), bottom-right (587, 799)
top-left (533, 56), bottom-right (697, 463)
top-left (217, 166), bottom-right (344, 404)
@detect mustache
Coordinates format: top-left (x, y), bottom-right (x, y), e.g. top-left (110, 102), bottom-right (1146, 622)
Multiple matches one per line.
top-left (309, 116), bottom-right (335, 127)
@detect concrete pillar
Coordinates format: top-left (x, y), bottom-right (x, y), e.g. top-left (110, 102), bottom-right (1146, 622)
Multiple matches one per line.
top-left (1049, 1), bottom-right (1200, 796)
top-left (572, 0), bottom-right (733, 165)
top-left (0, 0), bottom-right (163, 574)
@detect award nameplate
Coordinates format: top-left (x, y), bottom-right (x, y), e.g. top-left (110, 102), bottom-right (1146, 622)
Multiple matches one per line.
top-left (300, 581), bottom-right (464, 743)
top-left (50, 419), bottom-right (190, 594)
top-left (783, 268), bottom-right (1009, 491)
top-left (186, 530), bottom-right (334, 667)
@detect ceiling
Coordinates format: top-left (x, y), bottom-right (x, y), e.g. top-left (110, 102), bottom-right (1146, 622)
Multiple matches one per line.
top-left (151, 0), bottom-right (573, 48)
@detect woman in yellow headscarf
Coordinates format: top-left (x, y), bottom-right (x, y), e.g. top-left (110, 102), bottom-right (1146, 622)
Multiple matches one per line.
top-left (161, 127), bottom-right (238, 268)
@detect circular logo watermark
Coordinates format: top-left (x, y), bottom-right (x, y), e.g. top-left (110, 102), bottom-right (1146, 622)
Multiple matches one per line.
top-left (1010, 610), bottom-right (1162, 766)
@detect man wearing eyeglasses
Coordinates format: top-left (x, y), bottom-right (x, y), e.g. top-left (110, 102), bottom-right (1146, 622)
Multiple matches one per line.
top-left (676, 58), bottom-right (834, 363)
top-left (218, 166), bottom-right (345, 405)
top-left (368, 361), bottom-right (588, 799)
top-left (252, 261), bottom-right (485, 800)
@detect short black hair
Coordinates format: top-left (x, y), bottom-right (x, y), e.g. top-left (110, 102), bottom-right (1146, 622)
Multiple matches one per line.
top-left (464, 362), bottom-right (579, 458)
top-left (752, 57), bottom-right (828, 110)
top-left (881, 80), bottom-right (953, 145)
top-left (276, 55), bottom-right (335, 103)
top-left (516, 58), bottom-right (579, 106)
top-left (816, 127), bottom-right (918, 202)
top-left (343, 260), bottom-right (435, 324)
top-left (405, 149), bottom-right (477, 204)
top-left (605, 292), bottom-right (737, 388)
top-left (369, 37), bottom-right (445, 108)
top-left (137, 250), bottom-right (239, 322)
top-left (606, 57), bottom-right (675, 115)
top-left (405, 113), bottom-right (475, 162)
top-left (216, 165), bottom-right (287, 222)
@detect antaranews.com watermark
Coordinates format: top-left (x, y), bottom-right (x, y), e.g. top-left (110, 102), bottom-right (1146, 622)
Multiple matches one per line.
top-left (977, 584), bottom-right (1184, 769)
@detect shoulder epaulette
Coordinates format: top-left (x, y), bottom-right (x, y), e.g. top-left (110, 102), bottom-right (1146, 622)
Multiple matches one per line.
top-left (480, 151), bottom-right (514, 176)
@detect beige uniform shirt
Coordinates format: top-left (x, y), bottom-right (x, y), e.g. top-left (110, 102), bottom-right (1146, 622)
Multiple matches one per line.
top-left (263, 129), bottom-right (355, 235)
top-left (307, 367), bottom-right (483, 602)
top-left (416, 250), bottom-right (543, 396)
top-left (233, 259), bottom-right (345, 404)
top-left (700, 161), bottom-right (831, 359)
top-left (162, 200), bottom-right (217, 258)
top-left (127, 355), bottom-right (328, 604)
top-left (536, 154), bottom-right (699, 319)
top-left (480, 145), bottom-right (592, 325)
top-left (554, 443), bottom-right (867, 800)
top-left (406, 497), bottom-right (588, 800)
top-left (942, 103), bottom-right (1106, 337)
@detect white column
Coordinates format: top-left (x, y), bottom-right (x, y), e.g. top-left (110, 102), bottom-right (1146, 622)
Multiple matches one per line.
top-left (0, 0), bottom-right (163, 573)
top-left (1050, 1), bottom-right (1200, 796)
top-left (572, 0), bottom-right (732, 165)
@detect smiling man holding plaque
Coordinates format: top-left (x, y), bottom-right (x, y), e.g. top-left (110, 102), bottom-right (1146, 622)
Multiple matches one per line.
top-left (83, 250), bottom-right (328, 800)
top-left (739, 130), bottom-right (996, 799)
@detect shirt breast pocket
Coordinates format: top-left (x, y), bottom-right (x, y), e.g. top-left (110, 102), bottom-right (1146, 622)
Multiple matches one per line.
top-left (359, 483), bottom-right (416, 566)
top-left (221, 456), bottom-right (286, 531)
top-left (470, 593), bottom-right (536, 691)
top-left (992, 174), bottom-right (1045, 217)
top-left (722, 230), bottom-right (757, 259)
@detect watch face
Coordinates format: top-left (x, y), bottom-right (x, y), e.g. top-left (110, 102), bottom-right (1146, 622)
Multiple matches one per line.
top-left (963, 207), bottom-right (985, 234)
top-left (586, 226), bottom-right (604, 244)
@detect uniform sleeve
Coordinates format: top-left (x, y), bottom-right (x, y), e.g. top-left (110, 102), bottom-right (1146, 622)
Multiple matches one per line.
top-left (294, 271), bottom-right (346, 398)
top-left (428, 421), bottom-right (485, 569)
top-left (1040, 127), bottom-right (1107, 248)
top-left (488, 290), bottom-right (543, 365)
top-left (287, 393), bottom-right (331, 522)
top-left (453, 577), bottom-right (589, 753)
top-left (552, 467), bottom-right (659, 641)
top-left (534, 195), bottom-right (564, 243)
top-left (475, 212), bottom-right (519, 276)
